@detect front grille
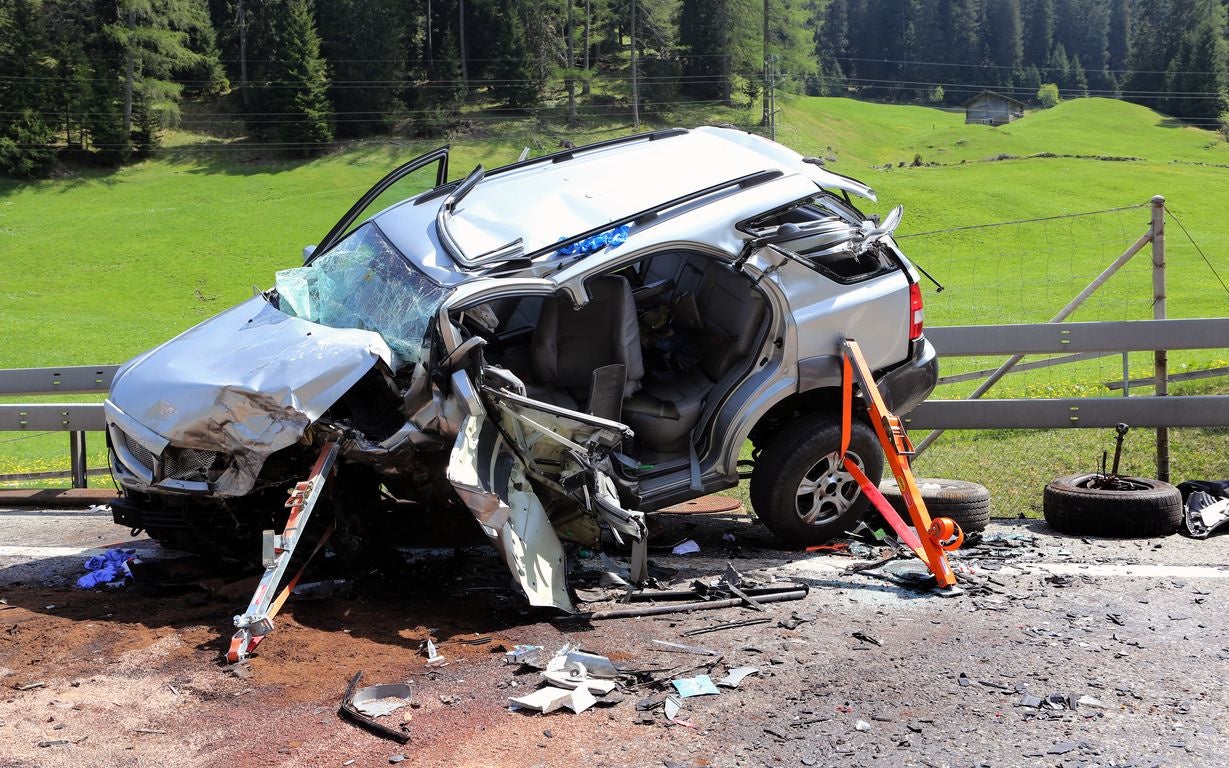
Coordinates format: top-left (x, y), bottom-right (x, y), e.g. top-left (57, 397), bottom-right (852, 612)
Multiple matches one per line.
top-left (117, 428), bottom-right (222, 483)
top-left (122, 431), bottom-right (156, 473)
top-left (161, 446), bottom-right (220, 481)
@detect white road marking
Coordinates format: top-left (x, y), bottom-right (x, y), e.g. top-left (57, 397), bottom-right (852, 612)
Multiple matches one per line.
top-left (778, 556), bottom-right (1229, 583)
top-left (0, 543), bottom-right (163, 560)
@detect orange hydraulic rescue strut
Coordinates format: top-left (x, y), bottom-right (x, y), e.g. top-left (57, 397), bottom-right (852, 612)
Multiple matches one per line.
top-left (838, 338), bottom-right (962, 594)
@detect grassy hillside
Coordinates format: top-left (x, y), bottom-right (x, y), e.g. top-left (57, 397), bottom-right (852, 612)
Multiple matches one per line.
top-left (2, 96), bottom-right (1227, 497)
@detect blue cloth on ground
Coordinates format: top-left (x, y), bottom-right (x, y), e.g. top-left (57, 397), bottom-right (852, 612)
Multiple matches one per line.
top-left (76, 548), bottom-right (138, 589)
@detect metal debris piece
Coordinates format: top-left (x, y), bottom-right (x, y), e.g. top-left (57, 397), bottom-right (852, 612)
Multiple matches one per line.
top-left (352, 684), bottom-right (414, 718)
top-left (291, 579), bottom-right (351, 599)
top-left (681, 618), bottom-right (771, 636)
top-left (720, 563), bottom-right (744, 586)
top-left (389, 755), bottom-right (406, 764)
top-left (1018, 695), bottom-right (1044, 708)
top-left (1077, 695), bottom-right (1107, 709)
top-left (855, 719), bottom-right (872, 732)
top-left (778, 611), bottom-right (814, 630)
top-left (591, 587), bottom-right (808, 619)
top-left (422, 639), bottom-right (445, 666)
top-left (509, 686), bottom-right (597, 714)
top-left (14, 682), bottom-right (46, 691)
top-left (652, 640), bottom-right (719, 657)
top-left (338, 672), bottom-right (411, 744)
top-left (541, 669), bottom-right (617, 695)
top-left (671, 539), bottom-right (701, 555)
top-left (504, 644), bottom-right (544, 666)
top-left (509, 687), bottom-right (575, 714)
top-left (564, 650), bottom-right (619, 678)
top-left (664, 694), bottom-right (683, 721)
top-left (566, 686), bottom-right (598, 714)
top-left (671, 675), bottom-right (720, 698)
top-left (715, 667), bottom-right (759, 689)
top-left (958, 673), bottom-right (972, 687)
top-left (852, 631), bottom-right (882, 646)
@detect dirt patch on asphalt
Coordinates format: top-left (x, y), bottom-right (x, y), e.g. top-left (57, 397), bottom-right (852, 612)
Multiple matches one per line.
top-left (4, 513), bottom-right (1229, 767)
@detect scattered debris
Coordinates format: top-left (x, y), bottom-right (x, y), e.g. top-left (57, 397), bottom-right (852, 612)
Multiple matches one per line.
top-left (854, 719), bottom-right (872, 732)
top-left (652, 640), bottom-right (719, 657)
top-left (509, 685), bottom-right (596, 714)
top-left (681, 618), bottom-right (771, 636)
top-left (671, 539), bottom-right (701, 555)
top-left (852, 631), bottom-right (882, 646)
top-left (13, 682), bottom-right (45, 691)
top-left (291, 579), bottom-right (351, 599)
top-left (338, 672), bottom-right (411, 744)
top-left (421, 639), bottom-right (445, 666)
top-left (671, 675), bottom-right (720, 698)
top-left (778, 612), bottom-right (813, 630)
top-left (352, 683), bottom-right (414, 718)
top-left (715, 667), bottom-right (759, 689)
top-left (504, 644), bottom-right (544, 667)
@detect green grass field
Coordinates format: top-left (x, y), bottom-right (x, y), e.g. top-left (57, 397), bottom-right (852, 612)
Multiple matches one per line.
top-left (2, 96), bottom-right (1227, 507)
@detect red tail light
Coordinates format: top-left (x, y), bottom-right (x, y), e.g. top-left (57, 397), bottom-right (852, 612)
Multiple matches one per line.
top-left (909, 283), bottom-right (924, 341)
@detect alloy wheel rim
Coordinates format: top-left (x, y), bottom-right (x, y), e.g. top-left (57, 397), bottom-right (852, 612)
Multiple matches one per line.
top-left (795, 450), bottom-right (863, 526)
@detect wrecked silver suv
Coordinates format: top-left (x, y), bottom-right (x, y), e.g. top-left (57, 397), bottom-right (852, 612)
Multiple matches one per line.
top-left (105, 127), bottom-right (937, 611)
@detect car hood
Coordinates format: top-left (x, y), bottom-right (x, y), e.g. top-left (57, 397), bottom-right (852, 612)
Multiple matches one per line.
top-left (107, 295), bottom-right (393, 456)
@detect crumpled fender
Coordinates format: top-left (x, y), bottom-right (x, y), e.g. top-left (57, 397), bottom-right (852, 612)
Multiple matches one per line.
top-left (106, 295), bottom-right (393, 496)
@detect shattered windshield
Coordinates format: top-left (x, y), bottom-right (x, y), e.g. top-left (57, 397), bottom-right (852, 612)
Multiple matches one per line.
top-left (274, 223), bottom-right (446, 369)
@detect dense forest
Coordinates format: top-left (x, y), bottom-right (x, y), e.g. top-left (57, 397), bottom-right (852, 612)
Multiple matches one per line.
top-left (0, 0), bottom-right (1226, 176)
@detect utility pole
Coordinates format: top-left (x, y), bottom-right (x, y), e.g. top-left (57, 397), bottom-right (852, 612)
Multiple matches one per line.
top-left (458, 0), bottom-right (468, 91)
top-left (630, 0), bottom-right (639, 130)
top-left (425, 0), bottom-right (433, 78)
top-left (760, 0), bottom-right (770, 125)
top-left (768, 54), bottom-right (778, 141)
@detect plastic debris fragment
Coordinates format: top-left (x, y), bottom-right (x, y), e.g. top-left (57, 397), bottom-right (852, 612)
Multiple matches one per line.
top-left (671, 675), bottom-right (720, 698)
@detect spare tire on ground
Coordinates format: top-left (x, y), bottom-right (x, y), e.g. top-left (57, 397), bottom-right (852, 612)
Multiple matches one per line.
top-left (1043, 474), bottom-right (1182, 537)
top-left (877, 478), bottom-right (991, 539)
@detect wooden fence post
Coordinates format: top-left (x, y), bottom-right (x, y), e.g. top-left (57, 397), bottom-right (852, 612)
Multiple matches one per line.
top-left (1152, 195), bottom-right (1169, 482)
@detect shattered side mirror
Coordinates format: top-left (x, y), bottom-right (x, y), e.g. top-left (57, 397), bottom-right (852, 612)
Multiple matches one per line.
top-left (302, 245), bottom-right (316, 264)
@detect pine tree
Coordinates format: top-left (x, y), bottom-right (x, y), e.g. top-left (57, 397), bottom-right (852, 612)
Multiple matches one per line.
top-left (107, 0), bottom-right (220, 152)
top-left (981, 0), bottom-right (1023, 89)
top-left (245, 0), bottom-right (333, 153)
top-left (0, 0), bottom-right (56, 176)
top-left (316, 0), bottom-right (404, 137)
top-left (1021, 0), bottom-right (1055, 67)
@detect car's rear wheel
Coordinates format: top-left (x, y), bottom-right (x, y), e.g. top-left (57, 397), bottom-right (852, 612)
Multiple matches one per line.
top-left (750, 414), bottom-right (883, 547)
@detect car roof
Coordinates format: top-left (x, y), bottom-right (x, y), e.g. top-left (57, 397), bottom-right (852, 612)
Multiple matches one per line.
top-left (373, 126), bottom-right (876, 281)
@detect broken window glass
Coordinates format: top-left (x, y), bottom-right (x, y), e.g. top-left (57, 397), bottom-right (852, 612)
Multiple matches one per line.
top-left (274, 223), bottom-right (446, 369)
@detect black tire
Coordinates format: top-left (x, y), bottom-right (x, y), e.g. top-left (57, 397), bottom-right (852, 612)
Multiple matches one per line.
top-left (878, 478), bottom-right (991, 538)
top-left (750, 414), bottom-right (884, 547)
top-left (1043, 474), bottom-right (1182, 537)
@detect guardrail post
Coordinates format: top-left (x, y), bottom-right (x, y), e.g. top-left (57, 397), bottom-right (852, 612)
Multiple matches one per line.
top-left (1152, 195), bottom-right (1169, 482)
top-left (69, 431), bottom-right (87, 488)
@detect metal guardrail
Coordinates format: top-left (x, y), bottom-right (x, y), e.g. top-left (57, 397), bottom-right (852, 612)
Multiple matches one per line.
top-left (0, 364), bottom-right (118, 488)
top-left (909, 317), bottom-right (1229, 480)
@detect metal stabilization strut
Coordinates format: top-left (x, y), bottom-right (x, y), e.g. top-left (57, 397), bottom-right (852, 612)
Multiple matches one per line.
top-left (839, 339), bottom-right (961, 594)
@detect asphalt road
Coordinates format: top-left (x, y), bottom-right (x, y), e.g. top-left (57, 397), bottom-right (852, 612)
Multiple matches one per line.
top-left (1, 504), bottom-right (1227, 768)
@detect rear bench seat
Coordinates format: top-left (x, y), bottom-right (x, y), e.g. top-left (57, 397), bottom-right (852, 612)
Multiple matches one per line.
top-left (623, 253), bottom-right (766, 452)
